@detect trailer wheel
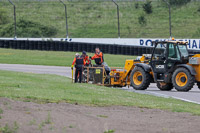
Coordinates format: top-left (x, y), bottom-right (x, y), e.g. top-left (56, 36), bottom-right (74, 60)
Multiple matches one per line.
top-left (130, 66), bottom-right (151, 90)
top-left (157, 82), bottom-right (173, 91)
top-left (172, 68), bottom-right (195, 92)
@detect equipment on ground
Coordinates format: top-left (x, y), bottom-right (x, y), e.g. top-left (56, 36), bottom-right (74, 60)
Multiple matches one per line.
top-left (81, 39), bottom-right (200, 92)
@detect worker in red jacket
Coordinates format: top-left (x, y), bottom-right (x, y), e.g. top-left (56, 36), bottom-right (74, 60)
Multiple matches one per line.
top-left (71, 53), bottom-right (86, 83)
top-left (81, 51), bottom-right (91, 66)
top-left (91, 48), bottom-right (104, 65)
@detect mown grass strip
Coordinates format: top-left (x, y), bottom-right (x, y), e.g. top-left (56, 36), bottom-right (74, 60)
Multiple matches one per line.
top-left (0, 70), bottom-right (200, 115)
top-left (0, 48), bottom-right (136, 67)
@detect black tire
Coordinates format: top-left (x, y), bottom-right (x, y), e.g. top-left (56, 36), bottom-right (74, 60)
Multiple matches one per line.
top-left (130, 66), bottom-right (151, 90)
top-left (197, 82), bottom-right (200, 89)
top-left (157, 82), bottom-right (173, 91)
top-left (172, 67), bottom-right (195, 92)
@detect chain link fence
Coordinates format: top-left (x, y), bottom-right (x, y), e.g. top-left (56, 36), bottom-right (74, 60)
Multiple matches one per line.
top-left (0, 0), bottom-right (200, 38)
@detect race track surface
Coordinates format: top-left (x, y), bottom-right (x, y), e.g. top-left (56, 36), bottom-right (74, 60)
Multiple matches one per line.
top-left (1, 64), bottom-right (200, 104)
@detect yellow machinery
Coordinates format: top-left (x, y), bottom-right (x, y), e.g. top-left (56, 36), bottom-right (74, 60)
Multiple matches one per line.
top-left (109, 56), bottom-right (149, 87)
top-left (82, 56), bottom-right (148, 86)
top-left (84, 40), bottom-right (200, 92)
top-left (109, 40), bottom-right (200, 92)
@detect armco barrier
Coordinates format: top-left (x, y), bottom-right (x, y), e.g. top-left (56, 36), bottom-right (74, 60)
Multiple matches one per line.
top-left (103, 44), bottom-right (109, 54)
top-left (4, 40), bottom-right (9, 48)
top-left (77, 43), bottom-right (82, 52)
top-left (24, 41), bottom-right (28, 50)
top-left (0, 40), bottom-right (199, 56)
top-left (0, 40), bottom-right (4, 48)
top-left (29, 41), bottom-right (34, 50)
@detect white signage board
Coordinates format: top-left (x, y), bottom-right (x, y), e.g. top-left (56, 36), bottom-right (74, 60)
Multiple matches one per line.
top-left (71, 38), bottom-right (200, 50)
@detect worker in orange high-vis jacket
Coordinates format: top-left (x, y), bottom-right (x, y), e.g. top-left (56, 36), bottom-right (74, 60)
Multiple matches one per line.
top-left (90, 48), bottom-right (111, 75)
top-left (71, 53), bottom-right (86, 83)
top-left (81, 51), bottom-right (91, 66)
top-left (90, 48), bottom-right (104, 65)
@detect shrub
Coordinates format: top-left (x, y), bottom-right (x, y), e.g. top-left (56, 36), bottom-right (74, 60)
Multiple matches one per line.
top-left (0, 19), bottom-right (57, 37)
top-left (0, 122), bottom-right (19, 133)
top-left (197, 6), bottom-right (200, 12)
top-left (143, 1), bottom-right (152, 14)
top-left (135, 3), bottom-right (139, 9)
top-left (138, 14), bottom-right (147, 26)
top-left (0, 8), bottom-right (9, 25)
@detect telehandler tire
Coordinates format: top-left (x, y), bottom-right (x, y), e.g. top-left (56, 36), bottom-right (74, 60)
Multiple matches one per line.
top-left (157, 82), bottom-right (173, 91)
top-left (172, 67), bottom-right (195, 92)
top-left (130, 66), bottom-right (151, 90)
top-left (197, 82), bottom-right (200, 89)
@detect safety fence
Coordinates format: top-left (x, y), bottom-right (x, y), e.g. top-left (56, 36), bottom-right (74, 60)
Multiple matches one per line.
top-left (0, 40), bottom-right (199, 55)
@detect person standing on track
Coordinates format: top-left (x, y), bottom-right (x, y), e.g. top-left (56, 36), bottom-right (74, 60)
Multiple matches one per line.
top-left (71, 53), bottom-right (86, 83)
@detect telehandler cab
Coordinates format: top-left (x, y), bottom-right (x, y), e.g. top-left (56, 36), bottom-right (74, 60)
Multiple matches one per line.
top-left (131, 40), bottom-right (200, 92)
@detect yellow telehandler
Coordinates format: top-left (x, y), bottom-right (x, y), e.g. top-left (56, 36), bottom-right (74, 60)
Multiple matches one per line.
top-left (84, 39), bottom-right (200, 92)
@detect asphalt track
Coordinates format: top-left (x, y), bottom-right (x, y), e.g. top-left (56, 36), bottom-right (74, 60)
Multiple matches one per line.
top-left (1, 64), bottom-right (200, 104)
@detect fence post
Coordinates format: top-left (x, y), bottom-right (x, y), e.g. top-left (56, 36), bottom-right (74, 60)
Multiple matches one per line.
top-left (8, 0), bottom-right (17, 39)
top-left (112, 0), bottom-right (120, 38)
top-left (163, 0), bottom-right (172, 38)
top-left (58, 0), bottom-right (69, 39)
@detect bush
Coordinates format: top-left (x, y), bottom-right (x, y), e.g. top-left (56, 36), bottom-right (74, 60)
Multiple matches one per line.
top-left (143, 1), bottom-right (152, 14)
top-left (0, 8), bottom-right (9, 25)
top-left (138, 14), bottom-right (147, 26)
top-left (198, 6), bottom-right (200, 12)
top-left (0, 19), bottom-right (57, 37)
top-left (168, 0), bottom-right (191, 6)
top-left (135, 3), bottom-right (139, 9)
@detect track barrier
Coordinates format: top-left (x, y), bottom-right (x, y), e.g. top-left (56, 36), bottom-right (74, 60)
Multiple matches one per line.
top-left (0, 40), bottom-right (199, 56)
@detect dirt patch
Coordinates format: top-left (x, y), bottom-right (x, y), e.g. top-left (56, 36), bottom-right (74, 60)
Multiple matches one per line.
top-left (0, 98), bottom-right (200, 133)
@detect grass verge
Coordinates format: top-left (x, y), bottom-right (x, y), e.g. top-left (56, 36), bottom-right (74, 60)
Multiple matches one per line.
top-left (0, 70), bottom-right (200, 115)
top-left (0, 48), bottom-right (136, 67)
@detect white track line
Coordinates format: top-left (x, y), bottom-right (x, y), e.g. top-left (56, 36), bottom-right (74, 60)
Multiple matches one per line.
top-left (136, 90), bottom-right (200, 105)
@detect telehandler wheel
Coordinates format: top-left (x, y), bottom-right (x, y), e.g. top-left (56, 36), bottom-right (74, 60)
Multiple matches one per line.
top-left (157, 82), bottom-right (173, 91)
top-left (172, 68), bottom-right (195, 92)
top-left (130, 66), bottom-right (151, 90)
top-left (197, 82), bottom-right (200, 89)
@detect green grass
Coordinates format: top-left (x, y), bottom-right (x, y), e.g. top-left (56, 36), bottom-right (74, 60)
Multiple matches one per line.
top-left (0, 122), bottom-right (19, 133)
top-left (1, 70), bottom-right (200, 115)
top-left (0, 48), bottom-right (136, 67)
top-left (0, 108), bottom-right (3, 114)
top-left (104, 130), bottom-right (115, 133)
top-left (0, 1), bottom-right (200, 38)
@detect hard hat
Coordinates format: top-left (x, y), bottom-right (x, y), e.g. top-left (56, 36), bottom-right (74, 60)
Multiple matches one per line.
top-left (82, 51), bottom-right (86, 55)
top-left (75, 53), bottom-right (80, 57)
